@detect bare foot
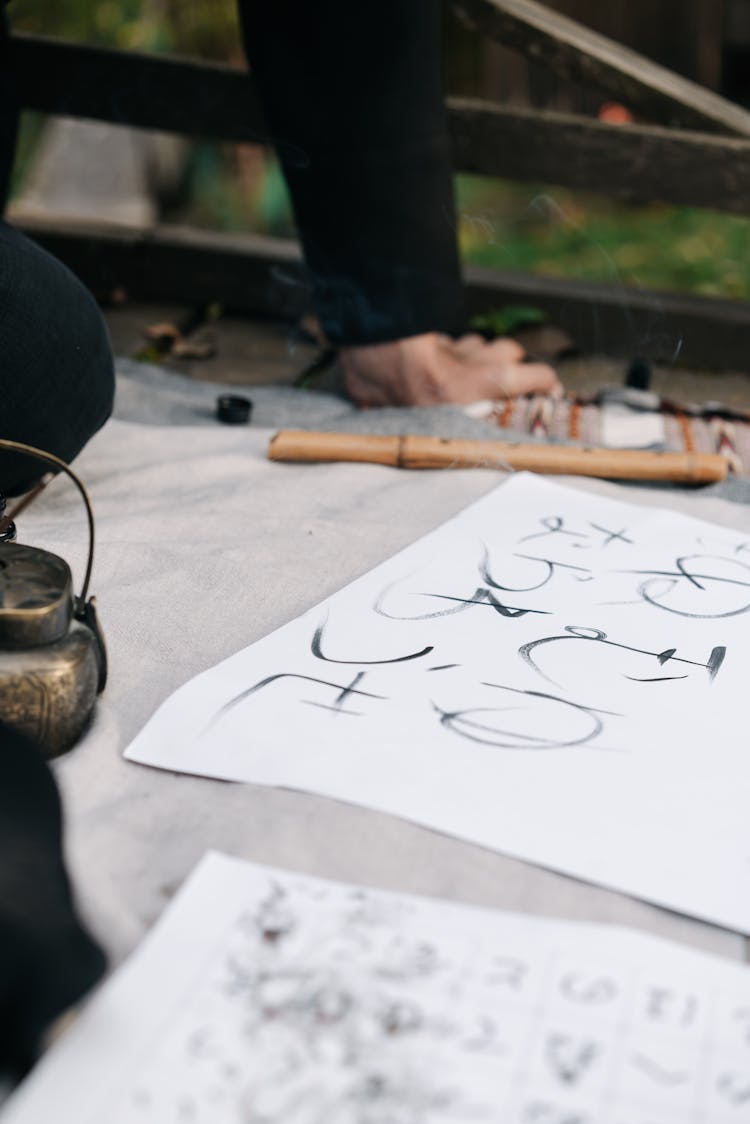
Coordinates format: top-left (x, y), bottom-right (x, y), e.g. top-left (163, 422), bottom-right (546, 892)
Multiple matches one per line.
top-left (341, 332), bottom-right (563, 408)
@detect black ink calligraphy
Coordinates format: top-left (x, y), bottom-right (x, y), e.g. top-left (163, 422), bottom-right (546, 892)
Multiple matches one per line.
top-left (434, 683), bottom-right (611, 750)
top-left (624, 554), bottom-right (750, 619)
top-left (519, 625), bottom-right (726, 687)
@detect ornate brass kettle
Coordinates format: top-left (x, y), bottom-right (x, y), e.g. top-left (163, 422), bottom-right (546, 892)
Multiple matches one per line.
top-left (0, 440), bottom-right (106, 757)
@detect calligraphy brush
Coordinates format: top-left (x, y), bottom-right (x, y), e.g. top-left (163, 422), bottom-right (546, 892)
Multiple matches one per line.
top-left (268, 431), bottom-right (729, 485)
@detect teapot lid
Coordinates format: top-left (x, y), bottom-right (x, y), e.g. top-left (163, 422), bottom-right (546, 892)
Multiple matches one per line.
top-left (0, 543), bottom-right (73, 648)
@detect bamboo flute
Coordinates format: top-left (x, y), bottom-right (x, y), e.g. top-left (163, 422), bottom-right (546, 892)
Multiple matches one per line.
top-left (268, 430), bottom-right (729, 485)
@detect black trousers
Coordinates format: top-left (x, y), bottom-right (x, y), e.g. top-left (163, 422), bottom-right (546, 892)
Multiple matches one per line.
top-left (0, 723), bottom-right (106, 1076)
top-left (0, 221), bottom-right (115, 493)
top-left (239, 0), bottom-right (464, 344)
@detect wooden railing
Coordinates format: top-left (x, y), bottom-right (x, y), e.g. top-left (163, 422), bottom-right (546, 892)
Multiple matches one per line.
top-left (8, 0), bottom-right (750, 367)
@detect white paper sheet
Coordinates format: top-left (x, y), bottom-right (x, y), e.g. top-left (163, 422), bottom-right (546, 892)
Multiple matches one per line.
top-left (126, 473), bottom-right (750, 932)
top-left (4, 852), bottom-right (750, 1124)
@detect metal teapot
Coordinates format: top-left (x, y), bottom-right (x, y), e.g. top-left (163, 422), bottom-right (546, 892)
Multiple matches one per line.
top-left (0, 439), bottom-right (106, 758)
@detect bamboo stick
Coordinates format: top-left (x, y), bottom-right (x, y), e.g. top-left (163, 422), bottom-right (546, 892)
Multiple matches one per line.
top-left (268, 430), bottom-right (729, 484)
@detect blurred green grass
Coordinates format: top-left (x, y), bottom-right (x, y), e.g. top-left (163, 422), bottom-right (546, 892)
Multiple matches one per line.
top-left (456, 176), bottom-right (750, 299)
top-left (9, 0), bottom-right (240, 56)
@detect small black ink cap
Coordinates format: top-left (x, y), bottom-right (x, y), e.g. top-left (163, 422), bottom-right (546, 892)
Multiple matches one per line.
top-left (216, 394), bottom-right (252, 425)
top-left (215, 400), bottom-right (254, 424)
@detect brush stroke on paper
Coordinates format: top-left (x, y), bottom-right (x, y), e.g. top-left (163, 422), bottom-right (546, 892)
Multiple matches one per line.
top-left (5, 853), bottom-right (750, 1124)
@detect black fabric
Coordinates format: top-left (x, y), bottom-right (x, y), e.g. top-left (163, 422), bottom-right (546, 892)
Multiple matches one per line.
top-left (0, 9), bottom-right (18, 210)
top-left (0, 722), bottom-right (105, 1076)
top-left (0, 221), bottom-right (115, 493)
top-left (238, 0), bottom-right (464, 345)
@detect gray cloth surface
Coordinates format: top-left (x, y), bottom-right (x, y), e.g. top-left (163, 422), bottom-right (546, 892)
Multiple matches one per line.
top-left (114, 358), bottom-right (750, 505)
top-left (114, 357), bottom-right (519, 440)
top-left (21, 362), bottom-right (750, 976)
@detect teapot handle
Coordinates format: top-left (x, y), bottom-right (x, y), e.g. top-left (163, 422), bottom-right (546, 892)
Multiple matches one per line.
top-left (0, 439), bottom-right (97, 611)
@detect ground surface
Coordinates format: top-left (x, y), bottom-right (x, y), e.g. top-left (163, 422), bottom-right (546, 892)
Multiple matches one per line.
top-left (104, 301), bottom-right (750, 408)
